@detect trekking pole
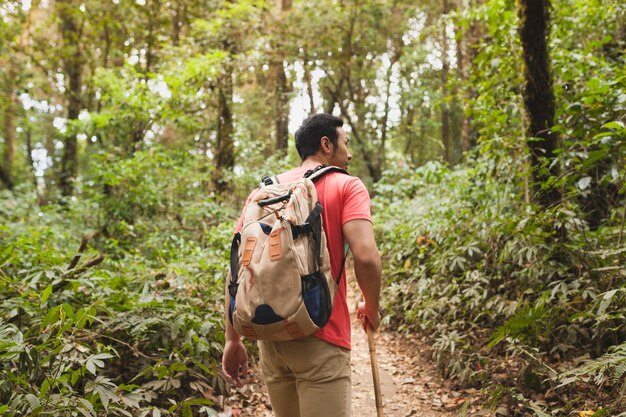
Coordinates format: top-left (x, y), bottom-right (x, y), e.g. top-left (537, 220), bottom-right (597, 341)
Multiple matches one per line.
top-left (366, 325), bottom-right (384, 417)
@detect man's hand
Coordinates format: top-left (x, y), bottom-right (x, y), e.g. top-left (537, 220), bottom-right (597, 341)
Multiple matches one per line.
top-left (222, 340), bottom-right (249, 387)
top-left (357, 301), bottom-right (380, 333)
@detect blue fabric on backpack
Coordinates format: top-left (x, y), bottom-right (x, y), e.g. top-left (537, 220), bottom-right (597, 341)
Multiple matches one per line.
top-left (259, 223), bottom-right (272, 235)
top-left (303, 285), bottom-right (322, 326)
top-left (301, 271), bottom-right (332, 327)
top-left (251, 304), bottom-right (284, 324)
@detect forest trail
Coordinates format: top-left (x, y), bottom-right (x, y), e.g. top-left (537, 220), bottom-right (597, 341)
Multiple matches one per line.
top-left (222, 266), bottom-right (470, 417)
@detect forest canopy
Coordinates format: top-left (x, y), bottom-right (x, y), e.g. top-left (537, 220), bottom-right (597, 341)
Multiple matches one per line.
top-left (1, 0), bottom-right (625, 416)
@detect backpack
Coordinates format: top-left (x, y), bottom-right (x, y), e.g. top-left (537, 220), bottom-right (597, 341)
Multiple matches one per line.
top-left (228, 165), bottom-right (348, 341)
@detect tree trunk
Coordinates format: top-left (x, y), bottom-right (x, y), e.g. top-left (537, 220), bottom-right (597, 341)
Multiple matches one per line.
top-left (3, 61), bottom-right (17, 189)
top-left (272, 0), bottom-right (291, 154)
top-left (0, 164), bottom-right (12, 189)
top-left (58, 0), bottom-right (82, 197)
top-left (214, 70), bottom-right (234, 191)
top-left (454, 0), bottom-right (471, 154)
top-left (145, 0), bottom-right (159, 75)
top-left (440, 0), bottom-right (451, 164)
top-left (379, 56), bottom-right (398, 174)
top-left (462, 0), bottom-right (483, 150)
top-left (272, 59), bottom-right (289, 153)
top-left (170, 1), bottom-right (182, 47)
top-left (518, 0), bottom-right (560, 208)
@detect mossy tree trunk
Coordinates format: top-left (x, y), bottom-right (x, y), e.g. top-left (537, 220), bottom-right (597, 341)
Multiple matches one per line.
top-left (272, 0), bottom-right (291, 155)
top-left (2, 61), bottom-right (16, 189)
top-left (214, 65), bottom-right (234, 192)
top-left (518, 0), bottom-right (561, 208)
top-left (58, 0), bottom-right (83, 197)
top-left (440, 0), bottom-right (451, 164)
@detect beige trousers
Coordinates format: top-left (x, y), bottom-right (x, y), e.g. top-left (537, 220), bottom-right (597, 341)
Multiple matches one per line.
top-left (258, 336), bottom-right (351, 417)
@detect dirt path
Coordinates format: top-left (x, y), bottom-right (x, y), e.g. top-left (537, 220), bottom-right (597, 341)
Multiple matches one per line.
top-left (221, 269), bottom-right (471, 416)
top-left (347, 273), bottom-right (459, 417)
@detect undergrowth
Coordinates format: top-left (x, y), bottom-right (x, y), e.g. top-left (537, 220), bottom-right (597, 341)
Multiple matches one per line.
top-left (373, 159), bottom-right (626, 415)
top-left (0, 148), bottom-right (237, 416)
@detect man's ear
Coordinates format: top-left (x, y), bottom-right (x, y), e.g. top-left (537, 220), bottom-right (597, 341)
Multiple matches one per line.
top-left (320, 136), bottom-right (333, 155)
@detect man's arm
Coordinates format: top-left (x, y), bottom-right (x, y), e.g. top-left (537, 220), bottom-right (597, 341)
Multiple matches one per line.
top-left (222, 270), bottom-right (248, 386)
top-left (343, 219), bottom-right (382, 332)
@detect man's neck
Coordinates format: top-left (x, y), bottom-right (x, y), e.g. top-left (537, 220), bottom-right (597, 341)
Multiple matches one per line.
top-left (301, 155), bottom-right (330, 169)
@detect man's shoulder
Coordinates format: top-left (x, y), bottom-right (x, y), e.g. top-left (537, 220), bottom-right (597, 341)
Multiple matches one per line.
top-left (326, 170), bottom-right (366, 189)
top-left (275, 166), bottom-right (366, 192)
top-left (276, 166), bottom-right (308, 183)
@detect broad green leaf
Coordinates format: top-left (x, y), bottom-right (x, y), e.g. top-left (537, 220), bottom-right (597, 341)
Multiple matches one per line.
top-left (602, 121), bottom-right (625, 130)
top-left (61, 303), bottom-right (74, 321)
top-left (24, 394), bottom-right (40, 411)
top-left (41, 306), bottom-right (61, 328)
top-left (78, 398), bottom-right (96, 417)
top-left (40, 379), bottom-right (51, 399)
top-left (85, 353), bottom-right (114, 375)
top-left (40, 284), bottom-right (53, 303)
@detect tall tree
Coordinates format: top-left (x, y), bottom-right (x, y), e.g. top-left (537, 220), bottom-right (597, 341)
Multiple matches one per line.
top-left (317, 0), bottom-right (413, 181)
top-left (454, 0), bottom-right (470, 153)
top-left (518, 0), bottom-right (560, 207)
top-left (0, 1), bottom-right (33, 189)
top-left (440, 0), bottom-right (451, 164)
top-left (269, 0), bottom-right (291, 154)
top-left (57, 0), bottom-right (83, 196)
top-left (214, 53), bottom-right (235, 192)
top-left (2, 62), bottom-right (16, 189)
top-left (460, 0), bottom-right (483, 152)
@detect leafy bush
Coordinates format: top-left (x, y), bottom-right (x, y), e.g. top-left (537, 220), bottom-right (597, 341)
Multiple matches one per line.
top-left (0, 164), bottom-right (234, 416)
top-left (373, 157), bottom-right (626, 412)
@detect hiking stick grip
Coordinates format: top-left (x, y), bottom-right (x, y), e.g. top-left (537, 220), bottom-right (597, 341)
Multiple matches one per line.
top-left (367, 326), bottom-right (384, 417)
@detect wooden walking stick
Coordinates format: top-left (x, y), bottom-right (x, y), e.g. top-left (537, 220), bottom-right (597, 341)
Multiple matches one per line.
top-left (366, 325), bottom-right (384, 417)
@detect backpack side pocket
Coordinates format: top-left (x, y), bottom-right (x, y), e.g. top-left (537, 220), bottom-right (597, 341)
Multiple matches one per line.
top-left (301, 270), bottom-right (332, 328)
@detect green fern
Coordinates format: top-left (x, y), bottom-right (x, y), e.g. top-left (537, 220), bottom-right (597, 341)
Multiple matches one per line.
top-left (557, 341), bottom-right (626, 387)
top-left (488, 294), bottom-right (549, 349)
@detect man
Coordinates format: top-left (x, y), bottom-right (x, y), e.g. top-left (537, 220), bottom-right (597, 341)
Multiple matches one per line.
top-left (222, 113), bottom-right (382, 417)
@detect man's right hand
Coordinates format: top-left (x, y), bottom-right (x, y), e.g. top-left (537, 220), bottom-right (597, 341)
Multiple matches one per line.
top-left (222, 340), bottom-right (249, 387)
top-left (357, 302), bottom-right (381, 333)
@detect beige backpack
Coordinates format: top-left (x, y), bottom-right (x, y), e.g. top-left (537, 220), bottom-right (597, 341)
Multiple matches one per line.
top-left (229, 165), bottom-right (348, 341)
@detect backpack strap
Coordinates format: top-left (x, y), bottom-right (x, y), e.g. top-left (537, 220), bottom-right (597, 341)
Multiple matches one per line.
top-left (304, 165), bottom-right (350, 284)
top-left (295, 203), bottom-right (350, 284)
top-left (304, 165), bottom-right (349, 182)
top-left (261, 165), bottom-right (346, 188)
top-left (304, 202), bottom-right (324, 267)
top-left (260, 175), bottom-right (280, 187)
top-left (336, 244), bottom-right (350, 286)
top-left (228, 233), bottom-right (241, 324)
top-left (230, 233), bottom-right (241, 285)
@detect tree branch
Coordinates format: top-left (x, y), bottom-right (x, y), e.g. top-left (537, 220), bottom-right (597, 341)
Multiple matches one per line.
top-left (67, 231), bottom-right (101, 271)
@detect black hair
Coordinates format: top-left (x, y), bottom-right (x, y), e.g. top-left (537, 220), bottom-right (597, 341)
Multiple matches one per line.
top-left (294, 113), bottom-right (344, 161)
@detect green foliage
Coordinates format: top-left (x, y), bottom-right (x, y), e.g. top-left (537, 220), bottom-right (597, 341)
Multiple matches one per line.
top-left (469, 0), bottom-right (523, 143)
top-left (0, 167), bottom-right (233, 415)
top-left (374, 150), bottom-right (626, 410)
top-left (557, 340), bottom-right (626, 388)
top-left (2, 0), bottom-right (625, 415)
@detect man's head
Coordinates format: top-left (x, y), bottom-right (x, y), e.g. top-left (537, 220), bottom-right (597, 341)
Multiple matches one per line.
top-left (295, 113), bottom-right (351, 169)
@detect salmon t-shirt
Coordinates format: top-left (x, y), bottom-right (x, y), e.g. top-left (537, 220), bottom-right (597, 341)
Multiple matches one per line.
top-left (234, 166), bottom-right (372, 350)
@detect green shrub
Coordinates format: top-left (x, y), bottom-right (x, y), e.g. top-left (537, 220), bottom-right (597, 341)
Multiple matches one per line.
top-left (0, 175), bottom-right (233, 416)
